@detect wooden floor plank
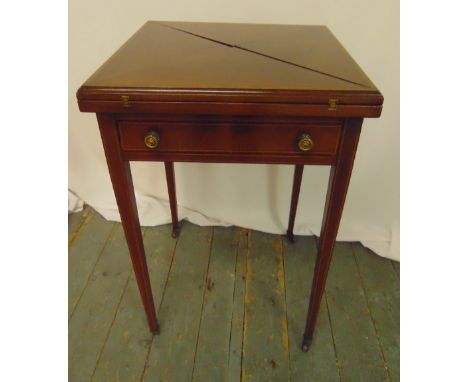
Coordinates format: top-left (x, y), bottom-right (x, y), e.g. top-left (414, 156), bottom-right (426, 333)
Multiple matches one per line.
top-left (68, 225), bottom-right (133, 382)
top-left (242, 231), bottom-right (289, 382)
top-left (227, 229), bottom-right (249, 382)
top-left (326, 242), bottom-right (388, 381)
top-left (91, 224), bottom-right (178, 382)
top-left (353, 243), bottom-right (400, 382)
top-left (392, 261), bottom-right (400, 278)
top-left (68, 209), bottom-right (115, 318)
top-left (68, 206), bottom-right (89, 245)
top-left (143, 223), bottom-right (213, 382)
top-left (192, 227), bottom-right (240, 382)
top-left (283, 235), bottom-right (340, 382)
top-left (68, 210), bottom-right (399, 382)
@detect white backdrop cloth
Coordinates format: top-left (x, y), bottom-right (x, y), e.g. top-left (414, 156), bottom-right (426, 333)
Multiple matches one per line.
top-left (68, 157), bottom-right (399, 260)
top-left (69, 0), bottom-right (400, 261)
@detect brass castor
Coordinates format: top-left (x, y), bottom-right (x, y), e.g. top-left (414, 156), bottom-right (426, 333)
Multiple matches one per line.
top-left (302, 337), bottom-right (312, 352)
top-left (152, 322), bottom-right (161, 335)
top-left (171, 225), bottom-right (180, 238)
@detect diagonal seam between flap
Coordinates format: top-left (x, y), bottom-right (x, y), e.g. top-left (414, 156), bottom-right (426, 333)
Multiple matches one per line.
top-left (158, 22), bottom-right (372, 89)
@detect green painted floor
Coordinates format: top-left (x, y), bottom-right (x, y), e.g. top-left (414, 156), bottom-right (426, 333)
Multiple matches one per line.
top-left (69, 206), bottom-right (399, 382)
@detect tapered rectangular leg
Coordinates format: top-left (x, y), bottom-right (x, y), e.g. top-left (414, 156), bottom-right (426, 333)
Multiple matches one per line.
top-left (287, 164), bottom-right (304, 242)
top-left (164, 161), bottom-right (180, 238)
top-left (302, 118), bottom-right (363, 351)
top-left (96, 113), bottom-right (159, 334)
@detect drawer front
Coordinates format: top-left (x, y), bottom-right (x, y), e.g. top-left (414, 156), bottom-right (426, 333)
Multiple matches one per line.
top-left (118, 121), bottom-right (342, 158)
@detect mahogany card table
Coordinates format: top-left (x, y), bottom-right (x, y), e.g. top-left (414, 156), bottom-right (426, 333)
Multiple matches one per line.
top-left (76, 21), bottom-right (383, 352)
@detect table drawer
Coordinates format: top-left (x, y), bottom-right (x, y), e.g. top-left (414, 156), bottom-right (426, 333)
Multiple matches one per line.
top-left (118, 121), bottom-right (342, 157)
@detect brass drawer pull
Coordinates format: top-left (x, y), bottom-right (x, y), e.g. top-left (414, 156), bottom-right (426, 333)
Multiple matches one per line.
top-left (297, 133), bottom-right (314, 152)
top-left (144, 131), bottom-right (160, 149)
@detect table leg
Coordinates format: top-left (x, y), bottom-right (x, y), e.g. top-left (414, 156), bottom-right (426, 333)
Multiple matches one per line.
top-left (302, 118), bottom-right (363, 352)
top-left (164, 162), bottom-right (180, 238)
top-left (96, 114), bottom-right (160, 334)
top-left (286, 164), bottom-right (304, 242)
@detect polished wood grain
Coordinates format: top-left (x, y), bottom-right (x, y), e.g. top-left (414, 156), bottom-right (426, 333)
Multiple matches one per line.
top-left (118, 120), bottom-right (341, 159)
top-left (97, 113), bottom-right (159, 334)
top-left (78, 99), bottom-right (382, 118)
top-left (160, 21), bottom-right (376, 88)
top-left (287, 164), bottom-right (304, 243)
top-left (79, 22), bottom-right (376, 91)
top-left (77, 22), bottom-right (383, 355)
top-left (76, 21), bottom-right (383, 115)
top-left (164, 162), bottom-right (180, 238)
top-left (302, 118), bottom-right (363, 351)
top-left (116, 114), bottom-right (344, 165)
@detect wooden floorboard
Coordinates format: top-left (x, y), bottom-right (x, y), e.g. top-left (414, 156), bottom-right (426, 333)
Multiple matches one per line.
top-left (283, 235), bottom-right (340, 382)
top-left (227, 229), bottom-right (249, 382)
top-left (143, 223), bottom-right (213, 382)
top-left (69, 225), bottom-right (133, 382)
top-left (91, 224), bottom-right (178, 382)
top-left (68, 209), bottom-right (400, 382)
top-left (241, 231), bottom-right (289, 382)
top-left (192, 227), bottom-right (240, 382)
top-left (326, 242), bottom-right (388, 381)
top-left (353, 243), bottom-right (400, 382)
top-left (68, 206), bottom-right (90, 246)
top-left (68, 209), bottom-right (115, 319)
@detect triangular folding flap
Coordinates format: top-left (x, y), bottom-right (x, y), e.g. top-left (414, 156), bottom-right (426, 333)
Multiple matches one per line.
top-left (160, 21), bottom-right (375, 89)
top-left (83, 22), bottom-right (370, 92)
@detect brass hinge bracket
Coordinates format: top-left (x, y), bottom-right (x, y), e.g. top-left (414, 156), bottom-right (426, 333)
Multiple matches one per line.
top-left (328, 98), bottom-right (338, 111)
top-left (121, 95), bottom-right (131, 107)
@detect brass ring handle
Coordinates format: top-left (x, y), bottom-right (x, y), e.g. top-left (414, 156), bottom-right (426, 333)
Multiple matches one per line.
top-left (297, 133), bottom-right (314, 152)
top-left (144, 131), bottom-right (160, 149)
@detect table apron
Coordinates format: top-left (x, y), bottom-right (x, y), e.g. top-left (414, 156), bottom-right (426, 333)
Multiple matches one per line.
top-left (121, 151), bottom-right (335, 165)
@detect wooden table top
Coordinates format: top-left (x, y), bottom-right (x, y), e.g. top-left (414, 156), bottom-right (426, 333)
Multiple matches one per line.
top-left (77, 21), bottom-right (383, 115)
